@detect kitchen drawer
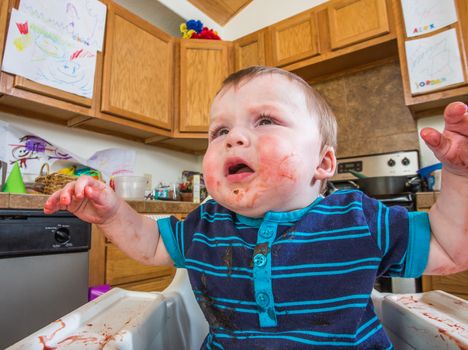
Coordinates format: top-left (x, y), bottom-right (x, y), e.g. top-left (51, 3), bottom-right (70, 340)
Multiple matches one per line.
top-left (106, 244), bottom-right (175, 285)
top-left (415, 192), bottom-right (436, 210)
top-left (423, 271), bottom-right (468, 301)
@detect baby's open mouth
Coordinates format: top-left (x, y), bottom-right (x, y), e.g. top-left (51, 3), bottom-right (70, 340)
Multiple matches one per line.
top-left (228, 163), bottom-right (254, 175)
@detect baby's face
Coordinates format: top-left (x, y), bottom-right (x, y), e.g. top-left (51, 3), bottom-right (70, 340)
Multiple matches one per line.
top-left (203, 74), bottom-right (324, 217)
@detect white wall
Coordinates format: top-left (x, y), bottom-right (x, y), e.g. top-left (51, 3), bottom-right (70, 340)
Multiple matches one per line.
top-left (158, 0), bottom-right (327, 40)
top-left (113, 0), bottom-right (184, 36)
top-left (0, 111), bottom-right (201, 185)
top-left (416, 115), bottom-right (444, 168)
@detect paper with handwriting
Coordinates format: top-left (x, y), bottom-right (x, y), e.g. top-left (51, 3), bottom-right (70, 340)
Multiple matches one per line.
top-left (405, 28), bottom-right (465, 94)
top-left (0, 121), bottom-right (136, 181)
top-left (401, 0), bottom-right (458, 38)
top-left (19, 0), bottom-right (106, 51)
top-left (2, 9), bottom-right (97, 98)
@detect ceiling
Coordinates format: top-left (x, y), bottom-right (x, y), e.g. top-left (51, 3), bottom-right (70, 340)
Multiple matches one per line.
top-left (187, 0), bottom-right (253, 25)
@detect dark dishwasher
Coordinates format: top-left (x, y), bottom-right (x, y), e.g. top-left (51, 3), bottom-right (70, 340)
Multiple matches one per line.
top-left (0, 209), bottom-right (91, 348)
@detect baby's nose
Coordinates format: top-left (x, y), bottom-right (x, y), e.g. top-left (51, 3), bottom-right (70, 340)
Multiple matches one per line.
top-left (225, 128), bottom-right (250, 148)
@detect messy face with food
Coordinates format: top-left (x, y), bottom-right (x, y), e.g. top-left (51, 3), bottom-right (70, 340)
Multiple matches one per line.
top-left (203, 73), bottom-right (331, 218)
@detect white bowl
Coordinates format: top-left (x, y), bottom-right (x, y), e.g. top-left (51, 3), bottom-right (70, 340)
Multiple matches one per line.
top-left (113, 175), bottom-right (146, 200)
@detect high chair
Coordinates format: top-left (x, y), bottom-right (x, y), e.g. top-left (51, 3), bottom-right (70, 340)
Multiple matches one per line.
top-left (8, 269), bottom-right (468, 349)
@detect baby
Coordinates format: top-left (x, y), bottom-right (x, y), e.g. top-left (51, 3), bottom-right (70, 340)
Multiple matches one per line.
top-left (45, 66), bottom-right (468, 349)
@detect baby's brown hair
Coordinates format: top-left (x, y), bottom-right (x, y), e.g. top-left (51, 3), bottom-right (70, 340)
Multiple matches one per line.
top-left (218, 66), bottom-right (338, 152)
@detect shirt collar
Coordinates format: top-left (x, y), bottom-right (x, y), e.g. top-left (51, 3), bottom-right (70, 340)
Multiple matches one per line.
top-left (236, 195), bottom-right (324, 227)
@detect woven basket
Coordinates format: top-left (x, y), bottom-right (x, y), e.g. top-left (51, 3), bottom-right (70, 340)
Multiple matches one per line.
top-left (34, 163), bottom-right (77, 194)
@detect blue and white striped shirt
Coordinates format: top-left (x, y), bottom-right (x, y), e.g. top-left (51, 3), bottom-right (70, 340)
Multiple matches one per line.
top-left (158, 190), bottom-right (430, 349)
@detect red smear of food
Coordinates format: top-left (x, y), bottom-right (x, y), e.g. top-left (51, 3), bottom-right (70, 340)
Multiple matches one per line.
top-left (58, 335), bottom-right (99, 345)
top-left (38, 337), bottom-right (56, 350)
top-left (16, 21), bottom-right (28, 34)
top-left (38, 319), bottom-right (66, 350)
top-left (257, 135), bottom-right (298, 185)
top-left (438, 328), bottom-right (468, 350)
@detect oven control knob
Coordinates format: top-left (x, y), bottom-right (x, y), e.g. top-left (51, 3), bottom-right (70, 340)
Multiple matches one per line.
top-left (55, 227), bottom-right (71, 243)
top-left (401, 157), bottom-right (410, 166)
top-left (387, 159), bottom-right (396, 167)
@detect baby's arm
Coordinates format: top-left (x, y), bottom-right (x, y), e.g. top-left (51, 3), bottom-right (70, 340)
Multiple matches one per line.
top-left (44, 176), bottom-right (173, 266)
top-left (420, 102), bottom-right (468, 275)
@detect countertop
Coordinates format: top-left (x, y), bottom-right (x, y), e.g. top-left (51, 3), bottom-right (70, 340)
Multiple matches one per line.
top-left (0, 192), bottom-right (438, 213)
top-left (0, 193), bottom-right (198, 213)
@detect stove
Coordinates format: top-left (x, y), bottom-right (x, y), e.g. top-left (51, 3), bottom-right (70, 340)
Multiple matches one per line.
top-left (332, 150), bottom-right (419, 181)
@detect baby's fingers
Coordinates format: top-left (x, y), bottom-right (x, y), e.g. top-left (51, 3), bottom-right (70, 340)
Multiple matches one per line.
top-left (75, 176), bottom-right (106, 205)
top-left (44, 191), bottom-right (61, 213)
top-left (44, 182), bottom-right (76, 213)
top-left (444, 102), bottom-right (468, 135)
top-left (420, 127), bottom-right (452, 161)
top-left (83, 179), bottom-right (109, 206)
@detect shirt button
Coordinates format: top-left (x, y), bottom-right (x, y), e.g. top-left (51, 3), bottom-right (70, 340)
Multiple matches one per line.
top-left (262, 228), bottom-right (274, 238)
top-left (256, 292), bottom-right (270, 308)
top-left (253, 253), bottom-right (267, 267)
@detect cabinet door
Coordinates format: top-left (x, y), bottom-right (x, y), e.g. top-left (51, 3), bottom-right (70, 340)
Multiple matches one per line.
top-left (0, 0), bottom-right (10, 66)
top-left (105, 244), bottom-right (175, 286)
top-left (234, 29), bottom-right (267, 70)
top-left (179, 39), bottom-right (232, 133)
top-left (423, 271), bottom-right (468, 300)
top-left (269, 10), bottom-right (320, 67)
top-left (328, 0), bottom-right (390, 50)
top-left (101, 3), bottom-right (173, 130)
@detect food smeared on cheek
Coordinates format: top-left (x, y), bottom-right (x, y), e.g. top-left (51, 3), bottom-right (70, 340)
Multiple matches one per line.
top-left (257, 135), bottom-right (298, 184)
top-left (203, 158), bottom-right (220, 192)
top-left (277, 155), bottom-right (297, 181)
top-left (249, 183), bottom-right (268, 208)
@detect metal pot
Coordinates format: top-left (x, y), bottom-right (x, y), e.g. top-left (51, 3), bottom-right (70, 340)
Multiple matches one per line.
top-left (356, 175), bottom-right (420, 196)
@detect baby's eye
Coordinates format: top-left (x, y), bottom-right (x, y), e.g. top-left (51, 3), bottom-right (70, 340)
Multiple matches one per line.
top-left (256, 114), bottom-right (275, 126)
top-left (210, 127), bottom-right (229, 140)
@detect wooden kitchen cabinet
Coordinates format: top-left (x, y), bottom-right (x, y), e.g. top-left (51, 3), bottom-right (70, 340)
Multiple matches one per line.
top-left (269, 9), bottom-right (320, 67)
top-left (393, 0), bottom-right (468, 114)
top-left (327, 0), bottom-right (390, 50)
top-left (177, 39), bottom-right (233, 134)
top-left (0, 0), bottom-right (11, 70)
top-left (100, 2), bottom-right (174, 131)
top-left (89, 211), bottom-right (190, 292)
top-left (105, 244), bottom-right (175, 292)
top-left (267, 0), bottom-right (397, 84)
top-left (234, 29), bottom-right (268, 70)
top-left (416, 192), bottom-right (468, 300)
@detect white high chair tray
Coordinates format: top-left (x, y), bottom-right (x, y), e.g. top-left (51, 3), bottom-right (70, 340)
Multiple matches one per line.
top-left (381, 290), bottom-right (468, 350)
top-left (8, 288), bottom-right (166, 350)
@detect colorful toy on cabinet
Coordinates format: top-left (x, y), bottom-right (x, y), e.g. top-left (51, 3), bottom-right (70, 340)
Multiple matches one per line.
top-left (180, 19), bottom-right (221, 40)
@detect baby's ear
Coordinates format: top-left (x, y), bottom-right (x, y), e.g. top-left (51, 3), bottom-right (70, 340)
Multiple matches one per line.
top-left (314, 146), bottom-right (336, 180)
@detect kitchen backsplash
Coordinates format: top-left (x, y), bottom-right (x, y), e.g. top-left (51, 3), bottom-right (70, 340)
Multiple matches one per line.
top-left (314, 60), bottom-right (419, 158)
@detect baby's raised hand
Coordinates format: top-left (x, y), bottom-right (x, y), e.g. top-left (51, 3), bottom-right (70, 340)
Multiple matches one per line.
top-left (420, 102), bottom-right (468, 177)
top-left (44, 175), bottom-right (121, 225)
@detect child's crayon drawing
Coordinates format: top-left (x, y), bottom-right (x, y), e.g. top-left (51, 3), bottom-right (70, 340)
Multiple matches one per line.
top-left (19, 0), bottom-right (106, 51)
top-left (2, 9), bottom-right (97, 98)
